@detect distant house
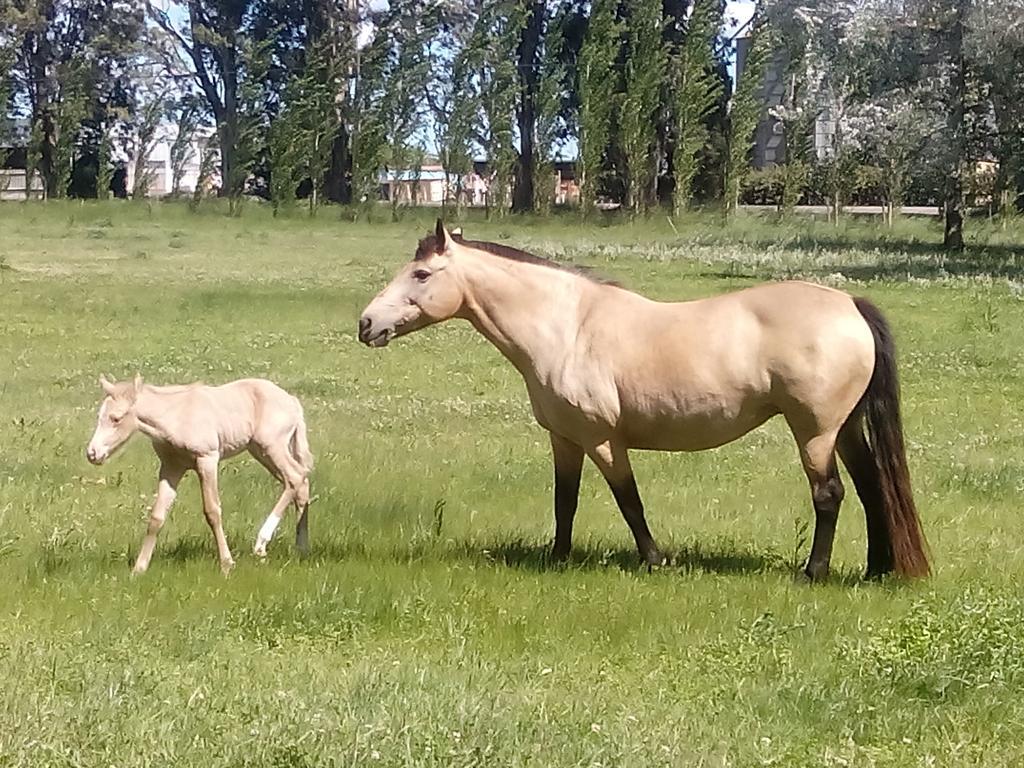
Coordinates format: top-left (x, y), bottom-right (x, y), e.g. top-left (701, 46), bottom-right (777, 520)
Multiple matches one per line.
top-left (734, 36), bottom-right (835, 167)
top-left (553, 160), bottom-right (580, 206)
top-left (379, 162), bottom-right (448, 204)
top-left (0, 118), bottom-right (43, 200)
top-left (124, 124), bottom-right (219, 197)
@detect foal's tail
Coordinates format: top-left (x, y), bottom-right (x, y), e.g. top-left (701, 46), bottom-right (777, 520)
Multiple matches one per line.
top-left (291, 405), bottom-right (314, 475)
top-left (853, 297), bottom-right (930, 578)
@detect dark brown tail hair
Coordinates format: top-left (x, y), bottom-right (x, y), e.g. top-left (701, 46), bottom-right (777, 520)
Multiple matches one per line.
top-left (853, 297), bottom-right (930, 577)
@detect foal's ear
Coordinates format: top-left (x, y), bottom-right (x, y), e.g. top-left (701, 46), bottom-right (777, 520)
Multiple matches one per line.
top-left (450, 226), bottom-right (463, 238)
top-left (132, 373), bottom-right (143, 395)
top-left (435, 218), bottom-right (452, 252)
top-left (99, 375), bottom-right (116, 396)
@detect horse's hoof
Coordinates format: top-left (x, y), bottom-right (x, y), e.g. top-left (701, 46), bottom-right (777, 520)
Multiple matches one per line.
top-left (220, 559), bottom-right (236, 576)
top-left (643, 550), bottom-right (667, 568)
top-left (549, 546), bottom-right (570, 564)
top-left (802, 565), bottom-right (829, 583)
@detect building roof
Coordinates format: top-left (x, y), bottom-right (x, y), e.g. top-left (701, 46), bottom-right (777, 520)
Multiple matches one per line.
top-left (379, 169), bottom-right (448, 182)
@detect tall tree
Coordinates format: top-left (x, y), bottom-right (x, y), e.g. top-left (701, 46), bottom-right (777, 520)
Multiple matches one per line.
top-left (968, 0), bottom-right (1024, 219)
top-left (667, 0), bottom-right (722, 214)
top-left (725, 7), bottom-right (768, 214)
top-left (4, 0), bottom-right (142, 198)
top-left (428, 2), bottom-right (480, 214)
top-left (940, 0), bottom-right (967, 250)
top-left (577, 0), bottom-right (619, 214)
top-left (511, 0), bottom-right (544, 212)
top-left (149, 0), bottom-right (262, 200)
top-left (620, 0), bottom-right (665, 214)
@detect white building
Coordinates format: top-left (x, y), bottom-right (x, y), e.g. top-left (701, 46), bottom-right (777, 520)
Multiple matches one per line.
top-left (124, 124), bottom-right (219, 198)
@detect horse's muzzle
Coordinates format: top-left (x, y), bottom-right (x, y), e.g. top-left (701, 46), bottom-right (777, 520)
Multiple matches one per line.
top-left (358, 315), bottom-right (393, 347)
top-left (358, 315), bottom-right (372, 343)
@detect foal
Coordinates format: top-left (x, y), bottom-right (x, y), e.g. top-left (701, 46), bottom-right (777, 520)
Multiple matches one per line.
top-left (86, 375), bottom-right (313, 574)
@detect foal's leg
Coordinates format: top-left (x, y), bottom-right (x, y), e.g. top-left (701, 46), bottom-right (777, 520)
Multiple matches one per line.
top-left (293, 476), bottom-right (311, 556)
top-left (252, 443), bottom-right (307, 558)
top-left (195, 454), bottom-right (235, 574)
top-left (254, 485), bottom-right (295, 558)
top-left (549, 433), bottom-right (584, 562)
top-left (132, 461), bottom-right (187, 575)
top-left (837, 421), bottom-right (893, 579)
top-left (587, 441), bottom-right (665, 566)
top-left (790, 427), bottom-right (845, 581)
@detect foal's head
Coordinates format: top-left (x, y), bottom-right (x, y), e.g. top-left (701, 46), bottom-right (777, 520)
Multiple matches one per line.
top-left (358, 219), bottom-right (465, 347)
top-left (86, 374), bottom-right (143, 465)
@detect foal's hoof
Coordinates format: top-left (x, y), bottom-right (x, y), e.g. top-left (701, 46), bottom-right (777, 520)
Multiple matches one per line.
top-left (253, 541), bottom-right (268, 560)
top-left (220, 558), bottom-right (236, 576)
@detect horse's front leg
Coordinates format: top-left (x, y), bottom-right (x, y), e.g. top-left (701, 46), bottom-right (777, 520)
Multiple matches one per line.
top-left (132, 461), bottom-right (187, 575)
top-left (587, 441), bottom-right (665, 566)
top-left (196, 454), bottom-right (235, 574)
top-left (549, 432), bottom-right (584, 562)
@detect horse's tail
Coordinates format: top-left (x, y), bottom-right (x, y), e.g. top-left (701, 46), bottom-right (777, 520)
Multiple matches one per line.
top-left (853, 297), bottom-right (930, 578)
top-left (291, 403), bottom-right (314, 475)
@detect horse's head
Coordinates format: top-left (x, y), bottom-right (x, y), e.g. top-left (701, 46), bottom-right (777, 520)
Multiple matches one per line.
top-left (86, 374), bottom-right (142, 465)
top-left (358, 219), bottom-right (465, 347)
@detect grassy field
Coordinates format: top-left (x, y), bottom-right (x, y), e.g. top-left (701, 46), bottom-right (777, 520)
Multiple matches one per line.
top-left (2, 201), bottom-right (1024, 766)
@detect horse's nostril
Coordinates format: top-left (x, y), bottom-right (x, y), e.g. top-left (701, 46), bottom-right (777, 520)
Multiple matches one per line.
top-left (358, 316), bottom-right (372, 341)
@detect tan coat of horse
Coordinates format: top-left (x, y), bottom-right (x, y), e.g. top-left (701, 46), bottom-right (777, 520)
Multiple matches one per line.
top-left (87, 376), bottom-right (313, 574)
top-left (359, 220), bottom-right (929, 580)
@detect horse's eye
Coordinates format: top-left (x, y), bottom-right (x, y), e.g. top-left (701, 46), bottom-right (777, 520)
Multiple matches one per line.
top-left (413, 269), bottom-right (431, 282)
top-left (110, 414), bottom-right (122, 425)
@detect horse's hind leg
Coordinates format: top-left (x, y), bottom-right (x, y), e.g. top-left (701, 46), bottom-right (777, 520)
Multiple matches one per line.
top-left (837, 418), bottom-right (893, 579)
top-left (254, 485), bottom-right (296, 558)
top-left (789, 424), bottom-right (845, 581)
top-left (252, 442), bottom-right (307, 558)
top-left (587, 441), bottom-right (665, 566)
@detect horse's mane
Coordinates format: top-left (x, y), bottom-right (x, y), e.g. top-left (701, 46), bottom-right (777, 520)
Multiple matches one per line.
top-left (415, 233), bottom-right (621, 287)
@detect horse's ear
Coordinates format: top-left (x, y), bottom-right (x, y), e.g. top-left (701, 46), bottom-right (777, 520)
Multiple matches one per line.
top-left (99, 375), bottom-right (116, 396)
top-left (133, 373), bottom-right (143, 394)
top-left (435, 218), bottom-right (451, 252)
top-left (450, 226), bottom-right (463, 238)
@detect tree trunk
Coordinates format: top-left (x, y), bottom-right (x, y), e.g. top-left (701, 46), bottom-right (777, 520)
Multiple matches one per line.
top-left (325, 126), bottom-right (352, 204)
top-left (943, 0), bottom-right (967, 251)
top-left (38, 109), bottom-right (58, 200)
top-left (512, 1), bottom-right (544, 213)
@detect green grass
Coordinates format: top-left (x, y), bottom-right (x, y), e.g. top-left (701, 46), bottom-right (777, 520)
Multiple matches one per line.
top-left (2, 200), bottom-right (1024, 766)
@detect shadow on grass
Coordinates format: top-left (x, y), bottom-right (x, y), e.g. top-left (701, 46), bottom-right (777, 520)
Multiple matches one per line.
top-left (700, 237), bottom-right (1024, 283)
top-left (30, 532), bottom-right (868, 588)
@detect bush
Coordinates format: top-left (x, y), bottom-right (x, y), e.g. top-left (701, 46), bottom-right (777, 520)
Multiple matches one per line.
top-left (740, 166), bottom-right (785, 206)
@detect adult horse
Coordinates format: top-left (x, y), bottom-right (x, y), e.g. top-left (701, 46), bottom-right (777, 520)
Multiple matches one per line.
top-left (358, 221), bottom-right (929, 580)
